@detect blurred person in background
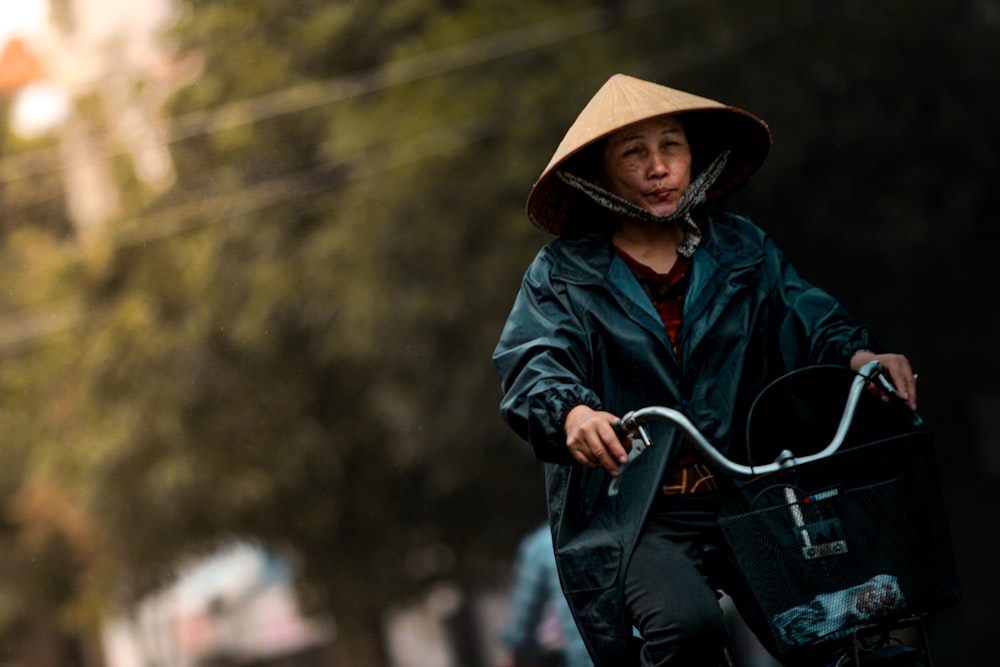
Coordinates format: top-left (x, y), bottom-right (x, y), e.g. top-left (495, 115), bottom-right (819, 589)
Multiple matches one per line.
top-left (492, 74), bottom-right (917, 666)
top-left (498, 523), bottom-right (592, 667)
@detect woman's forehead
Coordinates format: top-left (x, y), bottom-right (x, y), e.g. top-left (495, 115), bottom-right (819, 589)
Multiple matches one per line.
top-left (608, 115), bottom-right (685, 143)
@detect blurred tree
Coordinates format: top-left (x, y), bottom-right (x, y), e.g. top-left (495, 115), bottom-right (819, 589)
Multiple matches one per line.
top-left (39, 0), bottom-right (638, 662)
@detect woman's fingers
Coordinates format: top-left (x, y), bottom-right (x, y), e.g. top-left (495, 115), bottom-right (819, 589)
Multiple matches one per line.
top-left (565, 407), bottom-right (629, 473)
top-left (871, 353), bottom-right (918, 410)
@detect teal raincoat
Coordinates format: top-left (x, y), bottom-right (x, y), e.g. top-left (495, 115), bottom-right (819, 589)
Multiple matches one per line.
top-left (492, 208), bottom-right (882, 666)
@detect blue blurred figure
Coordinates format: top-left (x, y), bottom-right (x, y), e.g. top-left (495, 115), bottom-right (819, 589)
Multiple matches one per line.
top-left (498, 524), bottom-right (592, 667)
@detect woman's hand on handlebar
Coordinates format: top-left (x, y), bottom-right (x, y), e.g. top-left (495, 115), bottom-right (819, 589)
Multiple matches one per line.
top-left (850, 350), bottom-right (918, 411)
top-left (565, 405), bottom-right (631, 475)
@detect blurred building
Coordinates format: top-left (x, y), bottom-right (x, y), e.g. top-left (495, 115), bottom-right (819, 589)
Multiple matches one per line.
top-left (1, 0), bottom-right (197, 245)
top-left (103, 542), bottom-right (335, 667)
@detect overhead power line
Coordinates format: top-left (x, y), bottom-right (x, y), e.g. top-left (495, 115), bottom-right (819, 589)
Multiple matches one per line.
top-left (36, 1), bottom-right (844, 241)
top-left (0, 302), bottom-right (76, 351)
top-left (0, 115), bottom-right (501, 357)
top-left (0, 0), bottom-right (696, 187)
top-left (113, 116), bottom-right (499, 248)
top-left (0, 0), bottom-right (851, 351)
top-left (117, 1), bottom-right (845, 246)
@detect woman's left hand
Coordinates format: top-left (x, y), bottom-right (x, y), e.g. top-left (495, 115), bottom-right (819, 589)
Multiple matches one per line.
top-left (850, 350), bottom-right (918, 411)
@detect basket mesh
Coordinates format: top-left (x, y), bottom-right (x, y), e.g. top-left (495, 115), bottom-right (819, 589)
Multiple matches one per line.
top-left (717, 431), bottom-right (959, 657)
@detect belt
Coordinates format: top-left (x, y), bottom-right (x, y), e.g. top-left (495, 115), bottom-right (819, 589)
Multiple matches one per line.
top-left (661, 444), bottom-right (718, 495)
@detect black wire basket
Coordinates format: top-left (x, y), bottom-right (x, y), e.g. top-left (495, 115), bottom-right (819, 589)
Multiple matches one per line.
top-left (716, 367), bottom-right (960, 659)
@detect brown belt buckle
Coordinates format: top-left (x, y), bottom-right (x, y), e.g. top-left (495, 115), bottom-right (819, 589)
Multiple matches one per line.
top-left (662, 463), bottom-right (718, 495)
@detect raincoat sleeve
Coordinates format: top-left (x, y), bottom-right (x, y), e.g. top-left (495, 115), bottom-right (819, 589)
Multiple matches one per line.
top-left (493, 249), bottom-right (601, 464)
top-left (763, 233), bottom-right (886, 367)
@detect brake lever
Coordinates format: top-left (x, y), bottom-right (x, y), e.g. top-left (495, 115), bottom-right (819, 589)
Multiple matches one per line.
top-left (873, 370), bottom-right (924, 429)
top-left (607, 419), bottom-right (654, 497)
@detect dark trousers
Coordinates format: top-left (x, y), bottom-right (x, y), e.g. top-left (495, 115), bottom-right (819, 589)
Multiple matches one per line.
top-left (623, 493), bottom-right (788, 667)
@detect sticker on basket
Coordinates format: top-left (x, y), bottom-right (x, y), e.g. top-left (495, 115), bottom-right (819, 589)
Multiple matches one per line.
top-left (772, 574), bottom-right (906, 649)
top-left (802, 488), bottom-right (839, 504)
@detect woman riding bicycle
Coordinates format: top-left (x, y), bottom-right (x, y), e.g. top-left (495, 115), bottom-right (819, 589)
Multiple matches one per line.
top-left (492, 74), bottom-right (918, 666)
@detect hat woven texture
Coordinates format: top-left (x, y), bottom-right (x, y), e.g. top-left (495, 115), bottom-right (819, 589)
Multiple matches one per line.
top-left (526, 73), bottom-right (772, 234)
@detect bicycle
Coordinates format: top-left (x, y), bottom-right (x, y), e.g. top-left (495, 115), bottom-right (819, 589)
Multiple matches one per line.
top-left (609, 361), bottom-right (960, 666)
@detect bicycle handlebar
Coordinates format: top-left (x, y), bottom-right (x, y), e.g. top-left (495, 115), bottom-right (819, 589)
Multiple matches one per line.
top-left (608, 360), bottom-right (894, 496)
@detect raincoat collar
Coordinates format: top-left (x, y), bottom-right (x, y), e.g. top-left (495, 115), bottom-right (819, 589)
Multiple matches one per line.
top-left (546, 210), bottom-right (768, 357)
top-left (547, 209), bottom-right (765, 286)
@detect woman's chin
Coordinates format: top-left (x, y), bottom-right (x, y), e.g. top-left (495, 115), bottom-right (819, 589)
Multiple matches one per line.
top-left (644, 204), bottom-right (680, 218)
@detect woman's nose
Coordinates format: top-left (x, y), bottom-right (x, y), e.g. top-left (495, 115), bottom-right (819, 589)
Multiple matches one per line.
top-left (647, 152), bottom-right (668, 177)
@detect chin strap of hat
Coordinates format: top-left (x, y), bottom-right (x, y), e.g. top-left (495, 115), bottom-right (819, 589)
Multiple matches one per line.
top-left (556, 149), bottom-right (730, 258)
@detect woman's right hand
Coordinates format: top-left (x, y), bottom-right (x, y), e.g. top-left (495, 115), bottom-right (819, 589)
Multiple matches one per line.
top-left (565, 405), bottom-right (631, 475)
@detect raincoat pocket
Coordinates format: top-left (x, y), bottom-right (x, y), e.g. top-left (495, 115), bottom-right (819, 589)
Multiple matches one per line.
top-left (556, 539), bottom-right (621, 593)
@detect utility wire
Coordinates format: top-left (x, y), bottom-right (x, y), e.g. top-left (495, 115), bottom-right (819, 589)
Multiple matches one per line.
top-left (0, 302), bottom-right (76, 351)
top-left (0, 0), bottom-right (824, 222)
top-left (113, 116), bottom-right (499, 248)
top-left (120, 2), bottom-right (842, 247)
top-left (0, 1), bottom-right (845, 351)
top-left (0, 0), bottom-right (696, 187)
top-left (0, 115), bottom-right (501, 356)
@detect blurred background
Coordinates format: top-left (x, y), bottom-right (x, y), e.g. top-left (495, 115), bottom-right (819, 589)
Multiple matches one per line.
top-left (0, 0), bottom-right (997, 665)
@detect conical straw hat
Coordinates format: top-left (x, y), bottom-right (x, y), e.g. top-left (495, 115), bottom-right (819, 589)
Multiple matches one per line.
top-left (526, 74), bottom-right (772, 234)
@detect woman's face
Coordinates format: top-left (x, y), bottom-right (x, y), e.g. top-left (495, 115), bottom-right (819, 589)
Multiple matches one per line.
top-left (599, 115), bottom-right (692, 218)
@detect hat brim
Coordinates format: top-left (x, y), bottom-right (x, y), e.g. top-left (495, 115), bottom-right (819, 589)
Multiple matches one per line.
top-left (525, 76), bottom-right (771, 235)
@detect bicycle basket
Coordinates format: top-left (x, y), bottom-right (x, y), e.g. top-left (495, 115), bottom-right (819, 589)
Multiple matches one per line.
top-left (717, 366), bottom-right (960, 659)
